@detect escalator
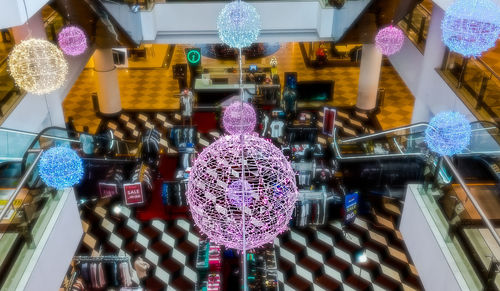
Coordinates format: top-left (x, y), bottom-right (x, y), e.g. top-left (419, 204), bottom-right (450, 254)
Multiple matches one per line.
top-left (333, 121), bottom-right (500, 198)
top-left (0, 126), bottom-right (145, 289)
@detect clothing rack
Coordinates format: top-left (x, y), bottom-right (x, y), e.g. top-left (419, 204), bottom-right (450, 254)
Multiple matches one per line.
top-left (73, 255), bottom-right (130, 263)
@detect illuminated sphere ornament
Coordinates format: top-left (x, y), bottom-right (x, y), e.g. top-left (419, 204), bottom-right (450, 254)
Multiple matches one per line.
top-left (39, 146), bottom-right (84, 190)
top-left (217, 1), bottom-right (261, 49)
top-left (186, 134), bottom-right (298, 250)
top-left (375, 25), bottom-right (405, 56)
top-left (425, 111), bottom-right (471, 156)
top-left (441, 0), bottom-right (500, 57)
top-left (227, 180), bottom-right (254, 208)
top-left (57, 25), bottom-right (88, 56)
top-left (8, 39), bottom-right (68, 95)
top-left (222, 101), bottom-right (256, 135)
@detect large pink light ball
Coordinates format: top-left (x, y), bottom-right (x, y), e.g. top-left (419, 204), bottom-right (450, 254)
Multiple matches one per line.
top-left (222, 101), bottom-right (256, 135)
top-left (375, 25), bottom-right (405, 56)
top-left (186, 134), bottom-right (298, 250)
top-left (57, 25), bottom-right (88, 56)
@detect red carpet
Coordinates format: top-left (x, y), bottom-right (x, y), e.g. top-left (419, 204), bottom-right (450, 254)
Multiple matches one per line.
top-left (136, 154), bottom-right (189, 221)
top-left (192, 111), bottom-right (218, 133)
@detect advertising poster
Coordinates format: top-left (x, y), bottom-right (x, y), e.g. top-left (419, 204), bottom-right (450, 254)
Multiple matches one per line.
top-left (323, 107), bottom-right (337, 137)
top-left (344, 192), bottom-right (359, 225)
top-left (123, 182), bottom-right (144, 206)
top-left (99, 183), bottom-right (118, 199)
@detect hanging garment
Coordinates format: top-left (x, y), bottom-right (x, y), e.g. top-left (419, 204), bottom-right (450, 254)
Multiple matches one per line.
top-left (270, 120), bottom-right (284, 138)
top-left (119, 262), bottom-right (133, 287)
top-left (133, 257), bottom-right (150, 280)
top-left (261, 114), bottom-right (270, 137)
top-left (80, 263), bottom-right (90, 283)
top-left (180, 91), bottom-right (193, 117)
top-left (90, 263), bottom-right (98, 289)
top-left (98, 262), bottom-right (106, 288)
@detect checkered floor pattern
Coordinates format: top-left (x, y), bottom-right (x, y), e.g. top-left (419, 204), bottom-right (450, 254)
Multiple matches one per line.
top-left (63, 43), bottom-right (415, 135)
top-left (74, 199), bottom-right (422, 291)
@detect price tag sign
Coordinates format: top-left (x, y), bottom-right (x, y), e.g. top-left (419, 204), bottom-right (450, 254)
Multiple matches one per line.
top-left (99, 183), bottom-right (118, 199)
top-left (123, 182), bottom-right (144, 205)
top-left (344, 192), bottom-right (359, 225)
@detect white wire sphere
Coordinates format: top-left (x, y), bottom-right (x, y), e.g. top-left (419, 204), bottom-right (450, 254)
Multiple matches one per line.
top-left (425, 111), bottom-right (471, 156)
top-left (8, 39), bottom-right (68, 95)
top-left (186, 134), bottom-right (298, 250)
top-left (222, 101), bottom-right (257, 135)
top-left (441, 0), bottom-right (500, 57)
top-left (217, 1), bottom-right (261, 49)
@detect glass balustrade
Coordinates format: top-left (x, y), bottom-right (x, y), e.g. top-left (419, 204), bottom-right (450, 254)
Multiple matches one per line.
top-left (440, 51), bottom-right (500, 124)
top-left (397, 3), bottom-right (431, 53)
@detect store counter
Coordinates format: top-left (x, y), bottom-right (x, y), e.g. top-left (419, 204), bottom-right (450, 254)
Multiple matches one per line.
top-left (194, 79), bottom-right (256, 106)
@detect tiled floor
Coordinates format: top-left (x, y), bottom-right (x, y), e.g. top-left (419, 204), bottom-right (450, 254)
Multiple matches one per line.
top-left (75, 200), bottom-right (422, 291)
top-left (63, 43), bottom-right (414, 134)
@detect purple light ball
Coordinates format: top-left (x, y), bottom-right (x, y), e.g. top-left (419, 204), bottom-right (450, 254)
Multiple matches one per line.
top-left (375, 25), bottom-right (405, 56)
top-left (223, 101), bottom-right (256, 135)
top-left (227, 180), bottom-right (254, 208)
top-left (186, 134), bottom-right (298, 250)
top-left (57, 25), bottom-right (87, 56)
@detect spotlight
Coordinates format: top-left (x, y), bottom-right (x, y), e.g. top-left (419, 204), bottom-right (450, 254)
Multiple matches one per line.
top-left (354, 248), bottom-right (368, 264)
top-left (112, 205), bottom-right (122, 215)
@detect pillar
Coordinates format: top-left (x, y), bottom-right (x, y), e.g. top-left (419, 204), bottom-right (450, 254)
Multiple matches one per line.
top-left (11, 10), bottom-right (47, 43)
top-left (93, 48), bottom-right (122, 116)
top-left (356, 44), bottom-right (382, 111)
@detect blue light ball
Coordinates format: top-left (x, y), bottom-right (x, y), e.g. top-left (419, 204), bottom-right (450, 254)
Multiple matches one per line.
top-left (425, 111), bottom-right (471, 156)
top-left (441, 0), bottom-right (500, 57)
top-left (39, 146), bottom-right (84, 190)
top-left (217, 1), bottom-right (261, 49)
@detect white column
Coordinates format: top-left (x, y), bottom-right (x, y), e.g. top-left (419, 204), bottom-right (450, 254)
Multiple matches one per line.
top-left (93, 48), bottom-right (122, 115)
top-left (11, 10), bottom-right (46, 43)
top-left (356, 44), bottom-right (382, 111)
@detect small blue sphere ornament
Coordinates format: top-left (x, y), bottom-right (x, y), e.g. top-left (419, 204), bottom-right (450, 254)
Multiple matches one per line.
top-left (217, 1), bottom-right (261, 49)
top-left (425, 111), bottom-right (471, 156)
top-left (39, 146), bottom-right (84, 189)
top-left (441, 0), bottom-right (500, 57)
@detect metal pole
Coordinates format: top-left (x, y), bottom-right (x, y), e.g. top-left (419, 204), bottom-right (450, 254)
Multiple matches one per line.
top-left (239, 43), bottom-right (248, 291)
top-left (443, 156), bottom-right (500, 246)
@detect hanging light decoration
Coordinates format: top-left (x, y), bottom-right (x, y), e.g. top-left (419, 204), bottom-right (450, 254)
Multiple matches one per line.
top-left (39, 146), bottom-right (84, 190)
top-left (57, 25), bottom-right (88, 56)
top-left (425, 111), bottom-right (471, 156)
top-left (8, 39), bottom-right (68, 95)
top-left (186, 134), bottom-right (298, 250)
top-left (375, 25), bottom-right (405, 56)
top-left (222, 101), bottom-right (257, 135)
top-left (227, 180), bottom-right (254, 208)
top-left (217, 1), bottom-right (261, 49)
top-left (441, 0), bottom-right (500, 57)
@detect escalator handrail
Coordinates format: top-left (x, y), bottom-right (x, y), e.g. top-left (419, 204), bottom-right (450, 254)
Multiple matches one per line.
top-left (0, 149), bottom-right (43, 222)
top-left (0, 127), bottom-right (80, 144)
top-left (20, 126), bottom-right (136, 172)
top-left (340, 120), bottom-right (499, 145)
top-left (340, 122), bottom-right (430, 144)
top-left (443, 156), bottom-right (500, 248)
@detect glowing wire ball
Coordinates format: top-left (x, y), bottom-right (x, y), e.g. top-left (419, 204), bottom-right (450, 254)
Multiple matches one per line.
top-left (217, 1), bottom-right (261, 49)
top-left (441, 0), bottom-right (500, 57)
top-left (375, 25), bottom-right (405, 56)
top-left (425, 111), bottom-right (471, 156)
top-left (186, 134), bottom-right (298, 250)
top-left (57, 25), bottom-right (88, 56)
top-left (222, 101), bottom-right (257, 135)
top-left (39, 146), bottom-right (84, 190)
top-left (227, 180), bottom-right (254, 208)
top-left (8, 39), bottom-right (68, 95)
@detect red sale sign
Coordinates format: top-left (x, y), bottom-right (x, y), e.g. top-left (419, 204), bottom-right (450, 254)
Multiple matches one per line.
top-left (99, 183), bottom-right (118, 199)
top-left (123, 182), bottom-right (144, 205)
